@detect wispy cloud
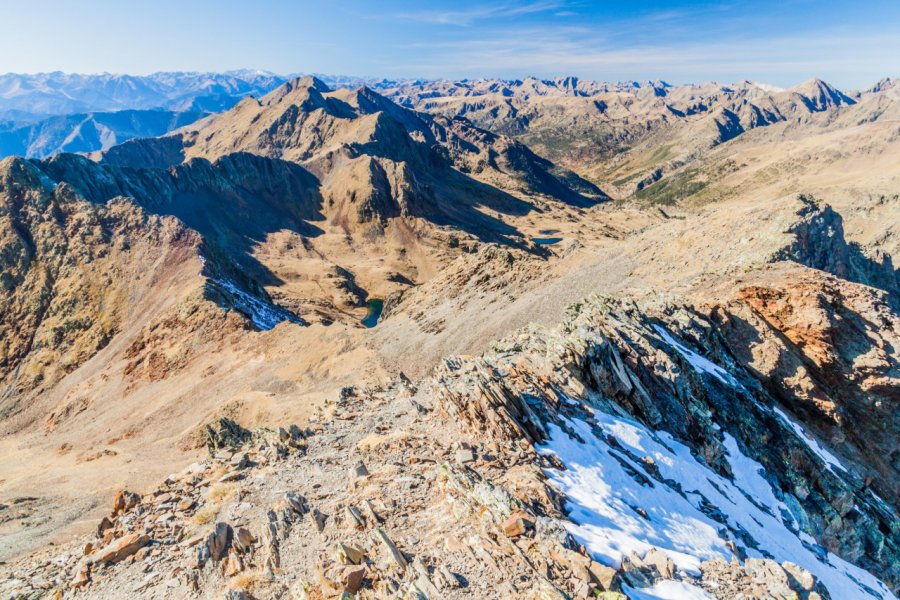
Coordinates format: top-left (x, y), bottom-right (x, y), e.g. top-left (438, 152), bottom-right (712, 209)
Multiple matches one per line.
top-left (396, 1), bottom-right (566, 26)
top-left (391, 24), bottom-right (900, 87)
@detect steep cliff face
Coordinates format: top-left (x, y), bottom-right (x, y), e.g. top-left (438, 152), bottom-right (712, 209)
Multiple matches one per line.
top-left (709, 266), bottom-right (900, 505)
top-left (0, 152), bottom-right (318, 412)
top-left (96, 134), bottom-right (187, 169)
top-left (34, 152), bottom-right (326, 298)
top-left (0, 157), bottom-right (201, 403)
top-left (169, 76), bottom-right (605, 240)
top-left (38, 152), bottom-right (323, 247)
top-left (435, 288), bottom-right (898, 595)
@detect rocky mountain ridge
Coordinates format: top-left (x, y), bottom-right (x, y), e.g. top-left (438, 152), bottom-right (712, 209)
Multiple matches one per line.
top-left (0, 71), bottom-right (897, 600)
top-left (3, 270), bottom-right (896, 599)
top-left (378, 76), bottom-right (898, 201)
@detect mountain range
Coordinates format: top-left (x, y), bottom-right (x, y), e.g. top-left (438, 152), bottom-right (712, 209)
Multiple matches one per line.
top-left (2, 71), bottom-right (895, 161)
top-left (0, 72), bottom-right (897, 600)
top-left (0, 70), bottom-right (287, 116)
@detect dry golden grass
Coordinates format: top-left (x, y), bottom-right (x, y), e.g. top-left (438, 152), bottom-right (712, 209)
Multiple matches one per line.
top-left (230, 570), bottom-right (264, 591)
top-left (207, 482), bottom-right (238, 503)
top-left (356, 430), bottom-right (411, 453)
top-left (191, 505), bottom-right (219, 526)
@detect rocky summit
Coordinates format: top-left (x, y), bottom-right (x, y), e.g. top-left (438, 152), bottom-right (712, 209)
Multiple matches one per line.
top-left (0, 64), bottom-right (898, 600)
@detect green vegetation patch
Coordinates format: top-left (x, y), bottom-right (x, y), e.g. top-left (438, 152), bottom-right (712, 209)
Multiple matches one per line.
top-left (633, 167), bottom-right (707, 206)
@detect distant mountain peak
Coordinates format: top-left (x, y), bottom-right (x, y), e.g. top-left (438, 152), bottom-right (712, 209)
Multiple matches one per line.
top-left (293, 74), bottom-right (331, 92)
top-left (863, 76), bottom-right (899, 95)
top-left (789, 77), bottom-right (855, 107)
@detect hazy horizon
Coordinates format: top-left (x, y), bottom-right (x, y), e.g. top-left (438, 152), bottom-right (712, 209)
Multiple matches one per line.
top-left (0, 70), bottom-right (892, 94)
top-left (1, 1), bottom-right (898, 89)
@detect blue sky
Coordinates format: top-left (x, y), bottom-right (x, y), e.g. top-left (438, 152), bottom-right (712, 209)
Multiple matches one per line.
top-left (1, 0), bottom-right (897, 88)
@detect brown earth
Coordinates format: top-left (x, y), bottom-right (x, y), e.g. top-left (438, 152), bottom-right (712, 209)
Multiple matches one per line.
top-left (0, 75), bottom-right (897, 599)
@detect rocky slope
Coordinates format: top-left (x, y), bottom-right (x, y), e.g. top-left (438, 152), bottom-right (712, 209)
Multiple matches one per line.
top-left (0, 156), bottom-right (202, 404)
top-left (0, 144), bottom-right (378, 408)
top-left (0, 73), bottom-right (897, 600)
top-left (2, 272), bottom-right (896, 599)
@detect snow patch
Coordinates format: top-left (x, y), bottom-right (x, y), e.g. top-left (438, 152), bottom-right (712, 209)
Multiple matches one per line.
top-left (773, 407), bottom-right (847, 474)
top-left (197, 252), bottom-right (302, 331)
top-left (212, 277), bottom-right (302, 331)
top-left (623, 579), bottom-right (716, 599)
top-left (538, 414), bottom-right (894, 599)
top-left (652, 325), bottom-right (738, 386)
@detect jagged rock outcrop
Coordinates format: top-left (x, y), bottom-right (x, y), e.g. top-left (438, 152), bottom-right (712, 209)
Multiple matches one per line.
top-left (433, 288), bottom-right (897, 596)
top-left (772, 194), bottom-right (899, 297)
top-left (708, 265), bottom-right (900, 506)
top-left (97, 134), bottom-right (188, 169)
top-left (167, 76), bottom-right (605, 240)
top-left (0, 156), bottom-right (201, 402)
top-left (37, 151), bottom-right (323, 251)
top-left (6, 278), bottom-right (894, 599)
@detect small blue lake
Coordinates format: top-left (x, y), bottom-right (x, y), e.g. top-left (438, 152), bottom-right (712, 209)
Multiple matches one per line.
top-left (533, 237), bottom-right (563, 246)
top-left (361, 299), bottom-right (384, 328)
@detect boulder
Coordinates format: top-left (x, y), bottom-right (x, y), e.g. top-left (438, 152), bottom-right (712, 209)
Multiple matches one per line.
top-left (455, 448), bottom-right (476, 464)
top-left (643, 548), bottom-right (676, 579)
top-left (310, 508), bottom-right (327, 533)
top-left (89, 533), bottom-right (150, 564)
top-left (233, 527), bottom-right (255, 553)
top-left (205, 417), bottom-right (251, 454)
top-left (225, 552), bottom-right (243, 576)
top-left (96, 516), bottom-right (114, 537)
top-left (206, 522), bottom-right (233, 561)
top-left (588, 560), bottom-right (620, 591)
top-left (782, 561), bottom-right (816, 591)
top-left (111, 490), bottom-right (140, 516)
top-left (319, 562), bottom-right (367, 595)
top-left (70, 563), bottom-right (90, 589)
top-left (218, 470), bottom-right (243, 483)
top-left (230, 452), bottom-right (249, 469)
top-left (336, 543), bottom-right (366, 565)
top-left (500, 511), bottom-right (535, 538)
top-left (284, 491), bottom-right (307, 515)
top-left (375, 528), bottom-right (407, 570)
